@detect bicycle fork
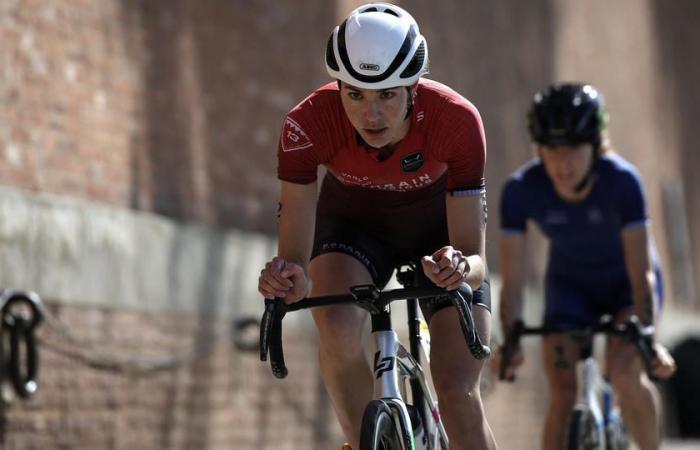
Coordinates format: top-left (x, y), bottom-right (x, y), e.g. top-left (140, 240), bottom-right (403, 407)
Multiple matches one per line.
top-left (578, 358), bottom-right (605, 445)
top-left (372, 330), bottom-right (415, 449)
top-left (372, 330), bottom-right (447, 450)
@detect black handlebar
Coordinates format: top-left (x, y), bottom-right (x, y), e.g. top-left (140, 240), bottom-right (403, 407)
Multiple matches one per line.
top-left (260, 283), bottom-right (490, 379)
top-left (499, 316), bottom-right (658, 382)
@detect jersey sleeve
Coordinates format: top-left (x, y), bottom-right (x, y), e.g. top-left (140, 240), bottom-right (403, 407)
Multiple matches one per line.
top-left (500, 176), bottom-right (528, 234)
top-left (277, 98), bottom-right (326, 184)
top-left (616, 167), bottom-right (649, 229)
top-left (431, 99), bottom-right (486, 195)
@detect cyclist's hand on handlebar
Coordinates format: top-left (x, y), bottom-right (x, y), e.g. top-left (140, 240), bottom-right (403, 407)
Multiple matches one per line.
top-left (258, 257), bottom-right (309, 304)
top-left (651, 342), bottom-right (676, 380)
top-left (421, 246), bottom-right (469, 291)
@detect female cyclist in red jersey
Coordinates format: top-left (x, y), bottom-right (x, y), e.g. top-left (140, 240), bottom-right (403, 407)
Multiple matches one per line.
top-left (258, 3), bottom-right (498, 449)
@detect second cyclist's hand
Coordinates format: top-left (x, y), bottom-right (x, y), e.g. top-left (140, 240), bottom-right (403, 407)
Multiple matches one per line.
top-left (421, 246), bottom-right (469, 290)
top-left (258, 256), bottom-right (309, 304)
top-left (651, 342), bottom-right (677, 380)
top-left (492, 343), bottom-right (524, 382)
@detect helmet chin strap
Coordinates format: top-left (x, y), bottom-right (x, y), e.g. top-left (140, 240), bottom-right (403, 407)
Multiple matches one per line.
top-left (573, 143), bottom-right (600, 193)
top-left (573, 168), bottom-right (594, 193)
top-left (350, 84), bottom-right (415, 160)
top-left (354, 131), bottom-right (395, 161)
top-left (405, 86), bottom-right (414, 119)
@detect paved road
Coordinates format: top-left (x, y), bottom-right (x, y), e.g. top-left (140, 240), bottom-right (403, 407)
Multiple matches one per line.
top-left (661, 440), bottom-right (700, 449)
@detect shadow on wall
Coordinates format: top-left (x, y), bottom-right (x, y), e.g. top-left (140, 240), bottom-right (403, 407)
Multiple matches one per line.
top-left (119, 0), bottom-right (334, 235)
top-left (117, 0), bottom-right (563, 277)
top-left (114, 2), bottom-right (337, 448)
top-left (653, 0), bottom-right (700, 306)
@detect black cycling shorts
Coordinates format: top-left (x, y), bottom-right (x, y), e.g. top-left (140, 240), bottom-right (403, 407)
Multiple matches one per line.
top-left (310, 209), bottom-right (491, 323)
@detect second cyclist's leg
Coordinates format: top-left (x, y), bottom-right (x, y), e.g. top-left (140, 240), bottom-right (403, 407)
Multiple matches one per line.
top-left (606, 326), bottom-right (661, 450)
top-left (540, 276), bottom-right (592, 450)
top-left (310, 253), bottom-right (374, 450)
top-left (429, 304), bottom-right (498, 450)
top-left (541, 334), bottom-right (579, 450)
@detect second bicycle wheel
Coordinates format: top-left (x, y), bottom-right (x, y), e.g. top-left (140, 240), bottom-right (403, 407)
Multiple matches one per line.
top-left (605, 416), bottom-right (629, 450)
top-left (566, 407), bottom-right (604, 450)
top-left (360, 400), bottom-right (403, 450)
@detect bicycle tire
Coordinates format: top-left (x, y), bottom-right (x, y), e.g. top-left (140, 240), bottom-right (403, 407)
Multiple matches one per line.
top-left (566, 407), bottom-right (604, 450)
top-left (360, 400), bottom-right (403, 450)
top-left (605, 416), bottom-right (629, 450)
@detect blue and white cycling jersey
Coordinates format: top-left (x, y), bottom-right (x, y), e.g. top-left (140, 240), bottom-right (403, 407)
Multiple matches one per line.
top-left (500, 153), bottom-right (662, 325)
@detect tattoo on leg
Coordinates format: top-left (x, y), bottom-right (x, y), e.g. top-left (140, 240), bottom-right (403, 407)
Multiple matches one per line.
top-left (277, 202), bottom-right (282, 221)
top-left (480, 194), bottom-right (488, 226)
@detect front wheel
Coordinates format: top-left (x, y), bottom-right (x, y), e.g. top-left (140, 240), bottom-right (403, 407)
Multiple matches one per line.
top-left (360, 400), bottom-right (403, 450)
top-left (605, 414), bottom-right (629, 450)
top-left (566, 407), bottom-right (604, 450)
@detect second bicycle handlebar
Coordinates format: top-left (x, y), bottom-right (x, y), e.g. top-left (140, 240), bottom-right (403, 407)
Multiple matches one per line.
top-left (499, 316), bottom-right (658, 382)
top-left (260, 283), bottom-right (491, 379)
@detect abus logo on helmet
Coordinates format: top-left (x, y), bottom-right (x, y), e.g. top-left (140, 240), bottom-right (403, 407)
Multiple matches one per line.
top-left (359, 63), bottom-right (380, 71)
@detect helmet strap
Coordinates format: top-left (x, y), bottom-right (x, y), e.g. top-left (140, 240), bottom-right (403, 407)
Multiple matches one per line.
top-left (354, 131), bottom-right (395, 161)
top-left (404, 83), bottom-right (418, 119)
top-left (573, 143), bottom-right (600, 193)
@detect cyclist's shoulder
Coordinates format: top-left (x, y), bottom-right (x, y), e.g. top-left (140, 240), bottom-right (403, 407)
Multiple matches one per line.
top-left (286, 82), bottom-right (343, 119)
top-left (282, 82), bottom-right (347, 148)
top-left (597, 152), bottom-right (645, 188)
top-left (506, 158), bottom-right (547, 186)
top-left (598, 152), bottom-right (639, 173)
top-left (416, 78), bottom-right (481, 118)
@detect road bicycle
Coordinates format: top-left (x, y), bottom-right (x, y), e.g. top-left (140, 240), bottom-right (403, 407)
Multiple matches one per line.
top-left (499, 315), bottom-right (657, 450)
top-left (259, 265), bottom-right (491, 450)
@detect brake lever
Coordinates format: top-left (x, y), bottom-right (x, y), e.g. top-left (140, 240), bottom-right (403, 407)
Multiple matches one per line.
top-left (451, 284), bottom-right (490, 360)
top-left (625, 316), bottom-right (659, 382)
top-left (259, 299), bottom-right (275, 362)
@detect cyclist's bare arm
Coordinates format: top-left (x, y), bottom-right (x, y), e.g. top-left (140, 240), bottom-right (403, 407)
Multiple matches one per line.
top-left (258, 180), bottom-right (317, 303)
top-left (621, 225), bottom-right (657, 325)
top-left (422, 194), bottom-right (486, 291)
top-left (498, 233), bottom-right (526, 328)
top-left (496, 232), bottom-right (527, 379)
top-left (621, 225), bottom-right (677, 378)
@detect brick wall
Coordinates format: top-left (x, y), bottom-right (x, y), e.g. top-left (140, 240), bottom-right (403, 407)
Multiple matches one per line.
top-left (1, 1), bottom-right (344, 449)
top-left (2, 303), bottom-right (342, 450)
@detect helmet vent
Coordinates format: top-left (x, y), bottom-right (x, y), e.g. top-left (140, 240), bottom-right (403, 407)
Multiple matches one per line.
top-left (400, 41), bottom-right (425, 79)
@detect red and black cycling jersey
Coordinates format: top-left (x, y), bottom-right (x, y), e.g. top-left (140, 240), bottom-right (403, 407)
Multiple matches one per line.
top-left (277, 79), bottom-right (486, 199)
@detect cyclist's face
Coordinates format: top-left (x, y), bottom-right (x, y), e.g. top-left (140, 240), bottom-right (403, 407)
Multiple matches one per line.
top-left (538, 143), bottom-right (595, 196)
top-left (340, 82), bottom-right (411, 149)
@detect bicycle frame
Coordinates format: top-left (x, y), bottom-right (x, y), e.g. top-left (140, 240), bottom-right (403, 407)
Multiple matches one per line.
top-left (500, 316), bottom-right (654, 450)
top-left (575, 354), bottom-right (606, 447)
top-left (260, 266), bottom-right (490, 450)
top-left (370, 305), bottom-right (448, 449)
top-left (572, 338), bottom-right (629, 450)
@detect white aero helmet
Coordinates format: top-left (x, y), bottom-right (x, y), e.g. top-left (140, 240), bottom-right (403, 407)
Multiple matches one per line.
top-left (325, 3), bottom-right (429, 90)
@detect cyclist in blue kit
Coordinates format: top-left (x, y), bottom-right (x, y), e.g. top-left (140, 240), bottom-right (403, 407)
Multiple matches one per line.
top-left (497, 83), bottom-right (676, 450)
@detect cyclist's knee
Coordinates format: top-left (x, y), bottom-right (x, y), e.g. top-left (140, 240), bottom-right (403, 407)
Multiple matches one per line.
top-left (606, 339), bottom-right (642, 391)
top-left (313, 306), bottom-right (366, 354)
top-left (433, 375), bottom-right (481, 408)
top-left (608, 364), bottom-right (645, 398)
